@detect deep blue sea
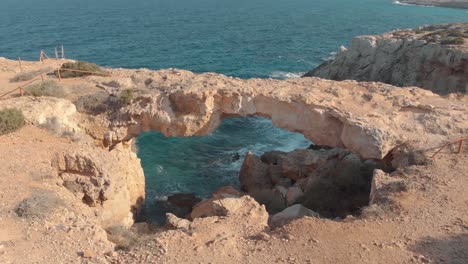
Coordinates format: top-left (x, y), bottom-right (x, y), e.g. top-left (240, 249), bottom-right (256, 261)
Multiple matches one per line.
top-left (1, 0), bottom-right (466, 216)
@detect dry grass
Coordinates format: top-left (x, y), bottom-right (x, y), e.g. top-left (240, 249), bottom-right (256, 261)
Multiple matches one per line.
top-left (0, 108), bottom-right (25, 135)
top-left (25, 80), bottom-right (66, 98)
top-left (9, 68), bottom-right (52, 83)
top-left (57, 61), bottom-right (106, 78)
top-left (15, 190), bottom-right (66, 220)
top-left (106, 225), bottom-right (139, 251)
top-left (74, 91), bottom-right (120, 114)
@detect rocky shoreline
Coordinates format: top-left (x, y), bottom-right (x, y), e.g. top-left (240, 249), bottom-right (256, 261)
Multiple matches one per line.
top-left (398, 0), bottom-right (468, 9)
top-left (304, 23), bottom-right (468, 94)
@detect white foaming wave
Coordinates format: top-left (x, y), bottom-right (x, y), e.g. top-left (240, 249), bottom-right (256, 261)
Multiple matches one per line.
top-left (392, 1), bottom-right (434, 7)
top-left (323, 51), bottom-right (338, 61)
top-left (270, 71), bottom-right (305, 79)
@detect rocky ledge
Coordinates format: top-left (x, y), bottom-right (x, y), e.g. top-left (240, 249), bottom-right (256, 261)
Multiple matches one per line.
top-left (304, 23), bottom-right (468, 94)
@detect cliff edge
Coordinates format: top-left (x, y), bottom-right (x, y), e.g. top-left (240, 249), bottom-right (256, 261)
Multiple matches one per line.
top-left (304, 23), bottom-right (468, 94)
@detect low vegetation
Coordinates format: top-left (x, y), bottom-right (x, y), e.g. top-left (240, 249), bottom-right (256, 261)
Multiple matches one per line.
top-left (441, 37), bottom-right (465, 45)
top-left (15, 190), bottom-right (66, 220)
top-left (9, 67), bottom-right (52, 82)
top-left (119, 89), bottom-right (134, 105)
top-left (25, 80), bottom-right (66, 98)
top-left (0, 108), bottom-right (25, 135)
top-left (56, 61), bottom-right (106, 78)
top-left (106, 225), bottom-right (139, 251)
top-left (75, 91), bottom-right (118, 114)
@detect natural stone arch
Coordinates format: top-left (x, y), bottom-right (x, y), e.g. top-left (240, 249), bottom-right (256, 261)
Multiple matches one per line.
top-left (103, 69), bottom-right (467, 160)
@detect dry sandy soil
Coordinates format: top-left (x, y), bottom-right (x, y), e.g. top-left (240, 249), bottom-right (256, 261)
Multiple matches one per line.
top-left (0, 58), bottom-right (467, 263)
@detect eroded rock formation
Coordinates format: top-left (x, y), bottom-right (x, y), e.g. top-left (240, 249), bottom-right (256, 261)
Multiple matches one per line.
top-left (99, 67), bottom-right (468, 161)
top-left (239, 148), bottom-right (388, 218)
top-left (304, 23), bottom-right (468, 94)
top-left (54, 143), bottom-right (145, 228)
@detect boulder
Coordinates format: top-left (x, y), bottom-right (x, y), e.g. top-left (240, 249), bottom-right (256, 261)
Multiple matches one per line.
top-left (286, 186), bottom-right (304, 206)
top-left (191, 195), bottom-right (268, 225)
top-left (166, 213), bottom-right (191, 231)
top-left (239, 152), bottom-right (272, 192)
top-left (269, 204), bottom-right (318, 227)
top-left (212, 186), bottom-right (241, 199)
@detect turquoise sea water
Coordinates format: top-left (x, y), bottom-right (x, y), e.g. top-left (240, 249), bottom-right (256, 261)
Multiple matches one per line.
top-left (1, 0), bottom-right (466, 216)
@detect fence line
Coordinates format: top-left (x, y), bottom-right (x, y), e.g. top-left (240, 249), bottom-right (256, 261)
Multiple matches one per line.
top-left (0, 77), bottom-right (42, 101)
top-left (431, 136), bottom-right (467, 158)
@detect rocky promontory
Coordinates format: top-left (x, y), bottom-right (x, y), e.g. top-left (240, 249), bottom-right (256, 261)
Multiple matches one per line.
top-left (304, 23), bottom-right (468, 94)
top-left (399, 0), bottom-right (468, 9)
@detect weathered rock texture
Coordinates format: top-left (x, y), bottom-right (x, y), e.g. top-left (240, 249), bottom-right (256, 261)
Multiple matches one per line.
top-left (239, 148), bottom-right (387, 217)
top-left (100, 68), bottom-right (468, 161)
top-left (54, 143), bottom-right (145, 228)
top-left (304, 23), bottom-right (468, 94)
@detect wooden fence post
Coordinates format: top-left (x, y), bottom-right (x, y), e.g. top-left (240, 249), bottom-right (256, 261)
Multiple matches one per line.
top-left (55, 47), bottom-right (59, 59)
top-left (457, 140), bottom-right (463, 154)
top-left (18, 57), bottom-right (23, 72)
top-left (61, 45), bottom-right (65, 59)
top-left (19, 87), bottom-right (24, 97)
top-left (57, 68), bottom-right (62, 81)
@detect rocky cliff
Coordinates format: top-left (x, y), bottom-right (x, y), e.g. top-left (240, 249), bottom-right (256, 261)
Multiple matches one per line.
top-left (399, 0), bottom-right (468, 9)
top-left (304, 23), bottom-right (468, 94)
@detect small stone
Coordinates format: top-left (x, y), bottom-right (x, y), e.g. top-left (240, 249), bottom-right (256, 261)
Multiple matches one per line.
top-left (81, 250), bottom-right (95, 258)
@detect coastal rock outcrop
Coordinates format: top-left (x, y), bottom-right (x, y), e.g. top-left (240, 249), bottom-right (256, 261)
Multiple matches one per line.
top-left (0, 97), bottom-right (81, 135)
top-left (304, 23), bottom-right (468, 94)
top-left (54, 142), bottom-right (145, 228)
top-left (98, 67), bottom-right (468, 161)
top-left (399, 0), bottom-right (468, 9)
top-left (239, 148), bottom-right (387, 217)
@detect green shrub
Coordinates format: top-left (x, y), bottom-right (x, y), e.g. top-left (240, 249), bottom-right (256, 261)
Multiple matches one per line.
top-left (9, 68), bottom-right (52, 83)
top-left (119, 89), bottom-right (134, 105)
top-left (0, 108), bottom-right (25, 135)
top-left (441, 37), bottom-right (465, 45)
top-left (25, 80), bottom-right (66, 98)
top-left (56, 61), bottom-right (105, 78)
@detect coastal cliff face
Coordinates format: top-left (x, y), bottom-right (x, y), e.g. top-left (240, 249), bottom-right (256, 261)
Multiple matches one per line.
top-left (304, 23), bottom-right (468, 94)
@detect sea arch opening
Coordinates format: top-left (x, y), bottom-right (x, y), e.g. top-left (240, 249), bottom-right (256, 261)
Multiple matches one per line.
top-left (136, 116), bottom-right (311, 223)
